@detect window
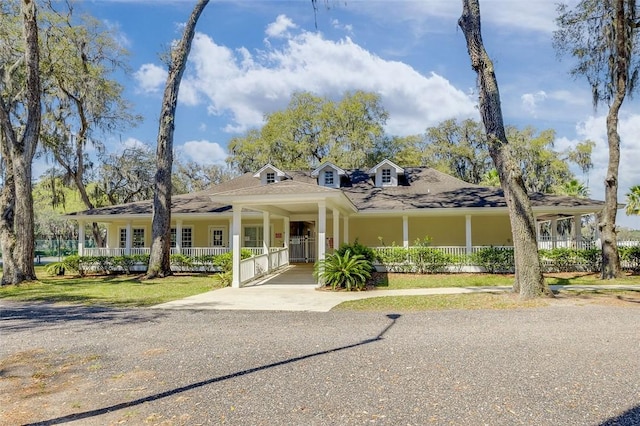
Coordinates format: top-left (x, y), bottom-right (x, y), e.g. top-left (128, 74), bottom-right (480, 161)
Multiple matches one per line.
top-left (211, 227), bottom-right (224, 247)
top-left (119, 228), bottom-right (145, 248)
top-left (381, 168), bottom-right (392, 185)
top-left (324, 170), bottom-right (334, 186)
top-left (171, 227), bottom-right (193, 248)
top-left (244, 226), bottom-right (264, 248)
top-left (266, 172), bottom-right (276, 184)
top-left (132, 228), bottom-right (145, 248)
top-left (119, 228), bottom-right (127, 248)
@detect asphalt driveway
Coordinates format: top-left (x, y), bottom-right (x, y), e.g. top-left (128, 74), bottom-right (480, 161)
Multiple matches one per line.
top-left (1, 301), bottom-right (639, 425)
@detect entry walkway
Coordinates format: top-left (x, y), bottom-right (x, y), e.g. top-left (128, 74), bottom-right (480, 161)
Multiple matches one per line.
top-left (154, 264), bottom-right (640, 312)
top-left (154, 263), bottom-right (513, 312)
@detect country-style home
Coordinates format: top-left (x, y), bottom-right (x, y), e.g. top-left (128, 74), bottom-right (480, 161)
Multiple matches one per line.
top-left (68, 159), bottom-right (606, 287)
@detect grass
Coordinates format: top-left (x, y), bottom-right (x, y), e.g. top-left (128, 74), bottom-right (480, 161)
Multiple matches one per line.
top-left (0, 267), bottom-right (225, 307)
top-left (2, 267), bottom-right (639, 310)
top-left (373, 271), bottom-right (640, 289)
top-left (334, 293), bottom-right (549, 311)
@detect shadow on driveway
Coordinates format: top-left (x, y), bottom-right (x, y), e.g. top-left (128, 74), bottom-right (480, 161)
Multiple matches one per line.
top-left (0, 302), bottom-right (168, 332)
top-left (24, 313), bottom-right (402, 426)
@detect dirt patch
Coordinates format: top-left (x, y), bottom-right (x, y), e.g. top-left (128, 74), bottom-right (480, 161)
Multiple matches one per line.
top-left (0, 349), bottom-right (102, 425)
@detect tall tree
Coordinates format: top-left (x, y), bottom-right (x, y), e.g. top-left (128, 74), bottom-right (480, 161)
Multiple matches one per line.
top-left (423, 118), bottom-right (490, 184)
top-left (0, 0), bottom-right (41, 285)
top-left (459, 0), bottom-right (551, 299)
top-left (173, 160), bottom-right (236, 193)
top-left (97, 144), bottom-right (156, 205)
top-left (625, 185), bottom-right (640, 215)
top-left (146, 0), bottom-right (209, 278)
top-left (555, 0), bottom-right (639, 279)
top-left (227, 90), bottom-right (388, 172)
top-left (38, 2), bottom-right (139, 247)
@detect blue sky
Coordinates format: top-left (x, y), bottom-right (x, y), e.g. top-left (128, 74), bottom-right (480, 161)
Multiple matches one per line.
top-left (70, 0), bottom-right (639, 229)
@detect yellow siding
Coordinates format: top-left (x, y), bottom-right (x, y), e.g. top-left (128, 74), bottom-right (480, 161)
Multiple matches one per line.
top-left (470, 215), bottom-right (513, 246)
top-left (348, 217), bottom-right (403, 247)
top-left (102, 213), bottom-right (513, 249)
top-left (409, 216), bottom-right (466, 246)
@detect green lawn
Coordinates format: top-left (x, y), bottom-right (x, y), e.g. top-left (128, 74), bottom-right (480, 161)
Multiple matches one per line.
top-left (374, 272), bottom-right (640, 289)
top-left (0, 268), bottom-right (224, 307)
top-left (2, 267), bottom-right (639, 310)
top-left (334, 293), bottom-right (549, 311)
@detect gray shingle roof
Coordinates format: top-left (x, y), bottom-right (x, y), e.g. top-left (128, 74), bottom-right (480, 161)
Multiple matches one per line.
top-left (68, 167), bottom-right (604, 217)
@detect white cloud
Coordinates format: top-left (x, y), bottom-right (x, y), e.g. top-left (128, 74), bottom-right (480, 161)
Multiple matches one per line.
top-left (134, 63), bottom-right (167, 94)
top-left (569, 114), bottom-right (640, 205)
top-left (118, 137), bottom-right (152, 153)
top-left (521, 91), bottom-right (547, 116)
top-left (134, 63), bottom-right (199, 105)
top-left (180, 140), bottom-right (227, 166)
top-left (358, 1), bottom-right (566, 34)
top-left (265, 14), bottom-right (297, 39)
top-left (331, 19), bottom-right (353, 34)
top-left (181, 24), bottom-right (475, 135)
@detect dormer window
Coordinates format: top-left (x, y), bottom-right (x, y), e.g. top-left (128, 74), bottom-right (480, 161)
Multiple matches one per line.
top-left (266, 172), bottom-right (276, 184)
top-left (324, 170), bottom-right (334, 187)
top-left (253, 164), bottom-right (289, 185)
top-left (368, 159), bottom-right (404, 188)
top-left (311, 161), bottom-right (347, 189)
top-left (381, 168), bottom-right (392, 185)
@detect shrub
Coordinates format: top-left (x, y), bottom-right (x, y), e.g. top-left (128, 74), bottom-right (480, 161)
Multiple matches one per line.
top-left (541, 248), bottom-right (578, 273)
top-left (409, 246), bottom-right (453, 274)
top-left (335, 239), bottom-right (376, 269)
top-left (313, 249), bottom-right (372, 291)
top-left (170, 253), bottom-right (193, 271)
top-left (470, 247), bottom-right (514, 273)
top-left (577, 248), bottom-right (601, 272)
top-left (62, 255), bottom-right (83, 275)
top-left (113, 255), bottom-right (136, 274)
top-left (620, 246), bottom-right (640, 272)
top-left (375, 244), bottom-right (412, 273)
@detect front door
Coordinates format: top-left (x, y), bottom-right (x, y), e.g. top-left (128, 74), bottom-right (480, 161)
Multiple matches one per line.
top-left (289, 221), bottom-right (316, 262)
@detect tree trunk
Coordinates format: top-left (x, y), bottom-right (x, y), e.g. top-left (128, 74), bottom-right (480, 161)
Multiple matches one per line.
top-left (459, 0), bottom-right (551, 299)
top-left (600, 0), bottom-right (627, 279)
top-left (0, 0), bottom-right (41, 284)
top-left (145, 0), bottom-right (209, 279)
top-left (0, 136), bottom-right (18, 285)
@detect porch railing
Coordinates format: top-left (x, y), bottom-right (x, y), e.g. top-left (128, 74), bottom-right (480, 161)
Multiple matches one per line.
top-left (239, 247), bottom-right (289, 285)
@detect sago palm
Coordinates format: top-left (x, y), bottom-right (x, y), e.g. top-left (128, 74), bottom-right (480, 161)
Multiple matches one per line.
top-left (313, 249), bottom-right (372, 291)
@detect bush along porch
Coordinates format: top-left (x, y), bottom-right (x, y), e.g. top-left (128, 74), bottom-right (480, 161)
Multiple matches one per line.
top-left (49, 244), bottom-right (640, 284)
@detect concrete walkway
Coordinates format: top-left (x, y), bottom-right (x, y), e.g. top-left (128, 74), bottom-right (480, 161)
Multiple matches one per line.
top-left (153, 264), bottom-right (640, 312)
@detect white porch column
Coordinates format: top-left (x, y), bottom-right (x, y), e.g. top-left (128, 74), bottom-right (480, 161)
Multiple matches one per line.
top-left (228, 219), bottom-right (233, 248)
top-left (176, 219), bottom-right (183, 254)
top-left (284, 216), bottom-right (290, 249)
top-left (551, 218), bottom-right (558, 249)
top-left (343, 216), bottom-right (349, 245)
top-left (231, 206), bottom-right (242, 288)
top-left (77, 220), bottom-right (85, 256)
top-left (125, 222), bottom-right (132, 255)
top-left (318, 201), bottom-right (326, 262)
top-left (262, 211), bottom-right (270, 255)
top-left (402, 215), bottom-right (409, 248)
top-left (465, 214), bottom-right (473, 255)
top-left (574, 214), bottom-right (582, 248)
top-left (332, 208), bottom-right (340, 251)
top-left (263, 211), bottom-right (271, 273)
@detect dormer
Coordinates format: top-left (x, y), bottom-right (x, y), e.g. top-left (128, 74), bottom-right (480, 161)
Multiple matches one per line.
top-left (253, 164), bottom-right (288, 185)
top-left (368, 159), bottom-right (404, 188)
top-left (311, 162), bottom-right (347, 189)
